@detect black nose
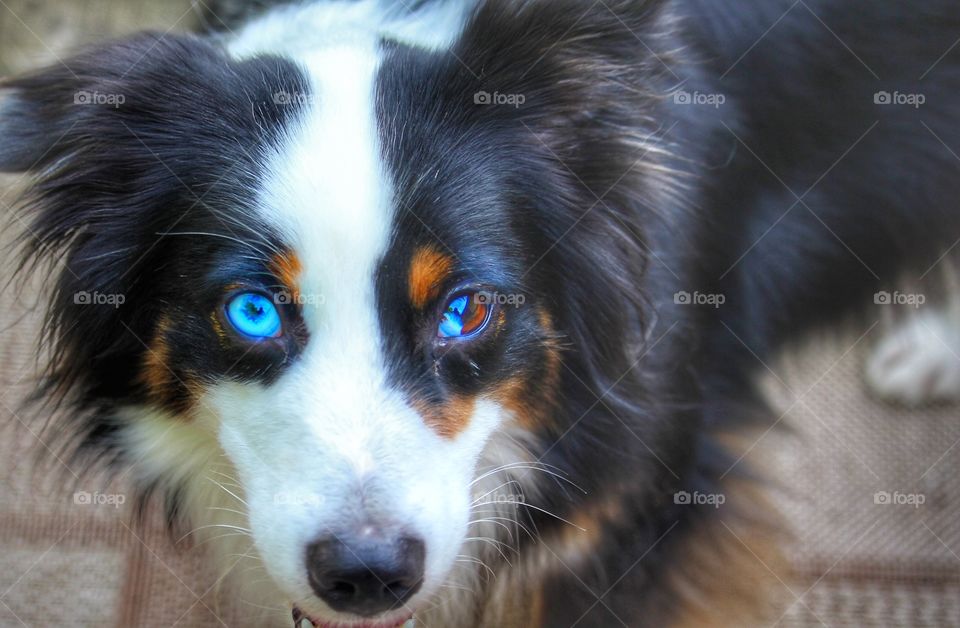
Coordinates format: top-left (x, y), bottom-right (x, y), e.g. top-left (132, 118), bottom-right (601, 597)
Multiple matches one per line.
top-left (305, 533), bottom-right (425, 617)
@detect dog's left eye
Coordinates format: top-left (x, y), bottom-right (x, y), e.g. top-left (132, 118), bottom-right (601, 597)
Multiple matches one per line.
top-left (438, 292), bottom-right (491, 338)
top-left (226, 292), bottom-right (282, 339)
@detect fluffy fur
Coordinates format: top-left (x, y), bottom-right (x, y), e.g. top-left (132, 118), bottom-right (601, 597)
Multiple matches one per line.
top-left (3, 0), bottom-right (960, 626)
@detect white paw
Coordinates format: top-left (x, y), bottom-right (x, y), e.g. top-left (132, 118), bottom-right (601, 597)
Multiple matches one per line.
top-left (866, 310), bottom-right (960, 406)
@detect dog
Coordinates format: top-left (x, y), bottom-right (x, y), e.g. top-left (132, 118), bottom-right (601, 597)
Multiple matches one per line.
top-left (2, 0), bottom-right (960, 625)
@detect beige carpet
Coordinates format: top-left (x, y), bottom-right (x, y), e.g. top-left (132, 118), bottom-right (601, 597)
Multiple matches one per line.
top-left (0, 1), bottom-right (958, 626)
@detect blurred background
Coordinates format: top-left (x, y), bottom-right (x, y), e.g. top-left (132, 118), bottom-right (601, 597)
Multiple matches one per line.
top-left (0, 1), bottom-right (958, 626)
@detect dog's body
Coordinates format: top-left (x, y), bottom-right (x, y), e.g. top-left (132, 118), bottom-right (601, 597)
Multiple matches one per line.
top-left (3, 1), bottom-right (960, 626)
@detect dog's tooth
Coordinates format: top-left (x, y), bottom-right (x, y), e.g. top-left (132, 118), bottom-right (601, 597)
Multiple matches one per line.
top-left (291, 607), bottom-right (304, 627)
top-left (402, 620), bottom-right (416, 628)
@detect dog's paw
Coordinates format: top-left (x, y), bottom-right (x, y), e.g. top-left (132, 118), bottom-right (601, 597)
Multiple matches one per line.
top-left (866, 310), bottom-right (960, 406)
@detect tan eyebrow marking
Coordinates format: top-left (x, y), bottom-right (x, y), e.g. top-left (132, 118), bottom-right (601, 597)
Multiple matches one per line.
top-left (270, 250), bottom-right (303, 300)
top-left (408, 245), bottom-right (454, 309)
top-left (412, 394), bottom-right (476, 439)
top-left (140, 314), bottom-right (203, 415)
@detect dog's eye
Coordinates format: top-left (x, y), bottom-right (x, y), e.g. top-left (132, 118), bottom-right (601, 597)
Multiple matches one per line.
top-left (226, 292), bottom-right (282, 339)
top-left (438, 292), bottom-right (491, 339)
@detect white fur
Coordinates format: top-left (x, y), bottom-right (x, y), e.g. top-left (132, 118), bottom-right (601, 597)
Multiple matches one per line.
top-left (866, 305), bottom-right (960, 406)
top-left (226, 0), bottom-right (475, 59)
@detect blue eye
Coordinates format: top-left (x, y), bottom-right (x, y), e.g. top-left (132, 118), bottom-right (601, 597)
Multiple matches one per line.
top-left (438, 292), bottom-right (491, 339)
top-left (226, 292), bottom-right (282, 339)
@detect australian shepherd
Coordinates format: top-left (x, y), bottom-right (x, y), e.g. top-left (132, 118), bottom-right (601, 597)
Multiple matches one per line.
top-left (2, 0), bottom-right (960, 626)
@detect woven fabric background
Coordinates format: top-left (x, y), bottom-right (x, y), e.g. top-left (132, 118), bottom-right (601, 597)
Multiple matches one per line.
top-left (0, 1), bottom-right (958, 626)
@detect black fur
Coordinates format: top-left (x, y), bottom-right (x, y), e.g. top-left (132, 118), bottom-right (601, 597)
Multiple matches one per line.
top-left (3, 0), bottom-right (960, 626)
top-left (376, 0), bottom-right (960, 623)
top-left (0, 33), bottom-right (312, 487)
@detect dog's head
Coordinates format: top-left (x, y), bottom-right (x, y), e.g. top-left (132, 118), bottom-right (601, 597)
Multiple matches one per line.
top-left (1, 1), bottom-right (679, 625)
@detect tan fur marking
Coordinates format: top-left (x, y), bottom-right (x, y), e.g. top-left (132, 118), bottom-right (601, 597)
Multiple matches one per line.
top-left (478, 432), bottom-right (785, 627)
top-left (479, 578), bottom-right (545, 628)
top-left (270, 251), bottom-right (303, 301)
top-left (139, 315), bottom-right (204, 412)
top-left (408, 246), bottom-right (453, 309)
top-left (668, 431), bottom-right (788, 627)
top-left (666, 491), bottom-right (786, 627)
top-left (140, 315), bottom-right (173, 404)
top-left (493, 308), bottom-right (562, 429)
top-left (413, 394), bottom-right (476, 439)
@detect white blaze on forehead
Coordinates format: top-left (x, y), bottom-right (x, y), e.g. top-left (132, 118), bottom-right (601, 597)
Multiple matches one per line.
top-left (226, 0), bottom-right (476, 58)
top-left (205, 28), bottom-right (513, 621)
top-left (260, 43), bottom-right (391, 341)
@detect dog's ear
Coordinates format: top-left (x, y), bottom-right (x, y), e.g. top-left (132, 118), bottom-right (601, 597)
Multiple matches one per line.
top-left (0, 32), bottom-right (308, 174)
top-left (449, 0), bottom-right (678, 201)
top-left (0, 87), bottom-right (52, 172)
top-left (2, 32), bottom-right (309, 412)
top-left (448, 0), bottom-right (679, 412)
top-left (0, 32), bottom-right (178, 173)
top-left (455, 0), bottom-right (673, 128)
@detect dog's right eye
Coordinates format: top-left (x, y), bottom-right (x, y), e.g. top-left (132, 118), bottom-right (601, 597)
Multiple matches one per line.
top-left (438, 292), bottom-right (491, 339)
top-left (225, 292), bottom-right (282, 339)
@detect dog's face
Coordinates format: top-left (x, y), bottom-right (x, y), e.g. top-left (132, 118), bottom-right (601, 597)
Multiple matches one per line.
top-left (1, 1), bottom-right (673, 625)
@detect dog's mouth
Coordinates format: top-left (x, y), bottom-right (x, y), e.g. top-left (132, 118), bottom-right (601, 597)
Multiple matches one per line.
top-left (292, 607), bottom-right (415, 628)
